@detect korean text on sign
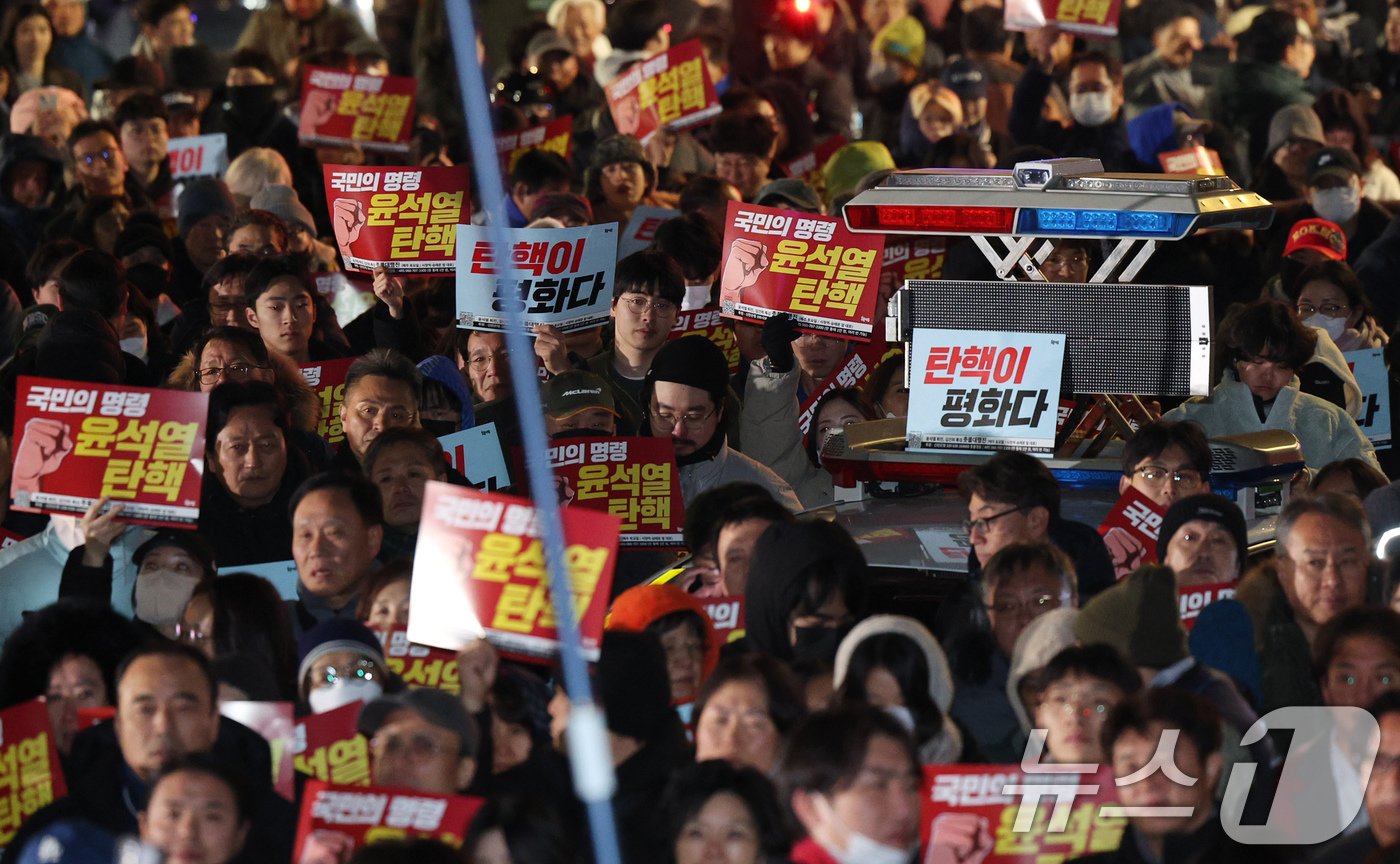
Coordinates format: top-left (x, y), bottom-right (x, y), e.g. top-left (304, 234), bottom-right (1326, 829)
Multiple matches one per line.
top-left (495, 116), bottom-right (572, 172)
top-left (166, 133), bottom-right (228, 180)
top-left (906, 330), bottom-right (1065, 454)
top-left (294, 780), bottom-right (484, 858)
top-left (718, 201), bottom-right (884, 340)
top-left (407, 483), bottom-right (620, 661)
top-left (293, 702), bottom-right (370, 787)
top-left (549, 437), bottom-right (685, 547)
top-left (301, 358), bottom-right (356, 446)
top-left (12, 377), bottom-right (208, 528)
top-left (456, 223), bottom-right (618, 334)
top-left (0, 700), bottom-right (67, 848)
top-left (1098, 486), bottom-right (1164, 581)
top-left (375, 627), bottom-right (462, 695)
top-left (670, 306), bottom-right (741, 377)
top-left (604, 39), bottom-right (719, 144)
top-left (1048, 0), bottom-right (1121, 35)
top-left (324, 164), bottom-right (469, 274)
top-left (299, 67), bottom-right (416, 152)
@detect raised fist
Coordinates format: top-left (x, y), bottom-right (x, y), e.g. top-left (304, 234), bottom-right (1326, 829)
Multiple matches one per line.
top-left (720, 238), bottom-right (770, 303)
top-left (12, 417), bottom-right (72, 495)
top-left (331, 198), bottom-right (367, 263)
top-left (924, 812), bottom-right (994, 864)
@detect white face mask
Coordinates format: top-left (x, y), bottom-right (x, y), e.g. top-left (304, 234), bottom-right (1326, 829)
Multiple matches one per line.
top-left (884, 705), bottom-right (916, 734)
top-left (119, 336), bottom-right (148, 362)
top-left (1070, 91), bottom-right (1115, 127)
top-left (134, 570), bottom-right (198, 632)
top-left (682, 282), bottom-right (712, 311)
top-left (307, 678), bottom-right (383, 714)
top-left (819, 794), bottom-right (916, 864)
top-left (1304, 313), bottom-right (1348, 341)
top-left (1312, 185), bottom-right (1361, 225)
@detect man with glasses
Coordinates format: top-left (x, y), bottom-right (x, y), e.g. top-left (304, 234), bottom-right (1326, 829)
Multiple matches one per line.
top-left (646, 335), bottom-right (800, 509)
top-left (959, 451), bottom-right (1115, 600)
top-left (588, 250), bottom-right (687, 433)
top-left (336, 349), bottom-right (422, 469)
top-left (1157, 494), bottom-right (1247, 588)
top-left (358, 689), bottom-right (478, 795)
top-left (66, 119), bottom-right (131, 201)
top-left (1120, 420), bottom-right (1212, 510)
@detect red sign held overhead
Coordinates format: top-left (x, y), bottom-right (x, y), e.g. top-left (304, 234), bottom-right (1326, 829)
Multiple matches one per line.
top-left (299, 67), bottom-right (417, 153)
top-left (324, 165), bottom-right (470, 274)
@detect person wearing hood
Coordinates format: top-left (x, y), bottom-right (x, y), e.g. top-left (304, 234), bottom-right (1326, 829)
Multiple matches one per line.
top-left (417, 354), bottom-right (476, 437)
top-left (608, 583), bottom-right (721, 712)
top-left (832, 615), bottom-right (962, 764)
top-left (645, 334), bottom-right (799, 510)
top-left (218, 49), bottom-right (300, 176)
top-left (1004, 606), bottom-right (1078, 742)
top-left (744, 519), bottom-right (868, 665)
top-left (1010, 35), bottom-right (1135, 171)
top-left (0, 132), bottom-right (65, 256)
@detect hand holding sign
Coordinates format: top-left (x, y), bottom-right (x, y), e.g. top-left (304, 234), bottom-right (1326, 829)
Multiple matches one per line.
top-left (534, 324), bottom-right (571, 376)
top-left (923, 812), bottom-right (994, 864)
top-left (331, 198), bottom-right (366, 262)
top-left (13, 417), bottom-right (72, 495)
top-left (371, 267), bottom-right (405, 320)
top-left (455, 638), bottom-right (500, 713)
top-left (722, 237), bottom-right (770, 301)
top-left (80, 496), bottom-right (127, 567)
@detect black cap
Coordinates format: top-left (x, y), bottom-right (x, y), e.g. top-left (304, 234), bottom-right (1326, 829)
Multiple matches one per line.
top-left (943, 58), bottom-right (988, 100)
top-left (358, 689), bottom-right (479, 757)
top-left (132, 529), bottom-right (216, 575)
top-left (1307, 147), bottom-right (1363, 186)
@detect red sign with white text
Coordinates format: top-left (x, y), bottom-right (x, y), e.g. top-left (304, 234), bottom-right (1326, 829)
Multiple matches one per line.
top-left (324, 165), bottom-right (469, 273)
top-left (549, 436), bottom-right (685, 547)
top-left (1097, 486), bottom-right (1164, 581)
top-left (299, 67), bottom-right (416, 153)
top-left (719, 201), bottom-right (884, 340)
top-left (407, 483), bottom-right (619, 661)
top-left (703, 597), bottom-right (745, 643)
top-left (0, 699), bottom-right (67, 849)
top-left (374, 626), bottom-right (462, 694)
top-left (1158, 146), bottom-right (1224, 175)
top-left (495, 116), bottom-right (573, 172)
top-left (294, 780), bottom-right (483, 861)
top-left (11, 377), bottom-right (207, 527)
top-left (797, 341), bottom-right (898, 436)
top-left (293, 702), bottom-right (370, 787)
top-left (1179, 582), bottom-right (1236, 630)
top-left (604, 40), bottom-right (719, 144)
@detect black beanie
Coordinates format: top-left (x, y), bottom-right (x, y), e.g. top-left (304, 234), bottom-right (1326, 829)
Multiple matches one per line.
top-left (1157, 493), bottom-right (1247, 571)
top-left (646, 334), bottom-right (729, 406)
top-left (596, 630), bottom-right (673, 743)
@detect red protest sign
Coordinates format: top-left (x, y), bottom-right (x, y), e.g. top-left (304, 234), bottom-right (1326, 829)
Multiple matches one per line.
top-left (881, 235), bottom-right (946, 293)
top-left (719, 201), bottom-right (884, 340)
top-left (325, 165), bottom-right (469, 274)
top-left (1159, 146), bottom-right (1224, 176)
top-left (605, 39), bottom-right (719, 144)
top-left (549, 436), bottom-right (685, 547)
top-left (221, 701), bottom-right (295, 801)
top-left (299, 67), bottom-right (416, 153)
top-left (1179, 582), bottom-right (1236, 631)
top-left (294, 780), bottom-right (483, 860)
top-left (1097, 486), bottom-right (1164, 581)
top-left (703, 597), bottom-right (745, 644)
top-left (0, 699), bottom-right (67, 848)
top-left (780, 136), bottom-right (847, 191)
top-left (495, 116), bottom-right (573, 172)
top-left (797, 342), bottom-right (897, 436)
top-left (300, 358), bottom-right (357, 447)
top-left (407, 483), bottom-right (620, 662)
top-left (374, 626), bottom-right (461, 694)
top-left (1045, 0), bottom-right (1121, 35)
top-left (921, 764), bottom-right (1126, 863)
top-left (293, 702), bottom-right (371, 787)
top-left (670, 306), bottom-right (741, 376)
top-left (11, 377), bottom-right (207, 528)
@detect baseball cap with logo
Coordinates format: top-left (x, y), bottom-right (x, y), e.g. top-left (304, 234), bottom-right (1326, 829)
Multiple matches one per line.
top-left (543, 370), bottom-right (618, 420)
top-left (942, 58), bottom-right (988, 100)
top-left (1283, 217), bottom-right (1347, 261)
top-left (1306, 146), bottom-right (1363, 186)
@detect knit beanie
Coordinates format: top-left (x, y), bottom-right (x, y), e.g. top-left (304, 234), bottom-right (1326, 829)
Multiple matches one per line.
top-left (646, 335), bottom-right (730, 406)
top-left (1073, 564), bottom-right (1189, 669)
top-left (177, 177), bottom-right (237, 236)
top-left (296, 619), bottom-right (386, 685)
top-left (821, 141), bottom-right (895, 206)
top-left (1157, 493), bottom-right (1247, 571)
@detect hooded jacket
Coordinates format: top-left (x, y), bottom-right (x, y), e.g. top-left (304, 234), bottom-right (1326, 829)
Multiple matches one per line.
top-left (1006, 607), bottom-right (1079, 734)
top-left (607, 583), bottom-right (720, 704)
top-left (0, 133), bottom-right (65, 255)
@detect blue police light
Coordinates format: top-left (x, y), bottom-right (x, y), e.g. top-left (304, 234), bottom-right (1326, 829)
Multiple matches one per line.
top-left (1016, 208), bottom-right (1193, 238)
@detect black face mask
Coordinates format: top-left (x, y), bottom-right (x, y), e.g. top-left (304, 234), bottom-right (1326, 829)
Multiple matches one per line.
top-left (421, 418), bottom-right (458, 438)
top-left (227, 85), bottom-right (276, 119)
top-left (791, 623), bottom-right (853, 663)
top-left (125, 263), bottom-right (169, 300)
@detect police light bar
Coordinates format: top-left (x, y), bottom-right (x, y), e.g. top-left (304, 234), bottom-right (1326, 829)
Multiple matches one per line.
top-left (842, 159), bottom-right (1274, 240)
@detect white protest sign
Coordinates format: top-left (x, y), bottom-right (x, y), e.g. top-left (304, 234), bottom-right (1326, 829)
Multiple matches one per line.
top-left (618, 206), bottom-right (679, 259)
top-left (1345, 348), bottom-right (1392, 449)
top-left (455, 223), bottom-right (617, 333)
top-left (906, 328), bottom-right (1065, 454)
top-left (219, 559), bottom-right (299, 600)
top-left (438, 423), bottom-right (510, 492)
top-left (167, 133), bottom-right (228, 179)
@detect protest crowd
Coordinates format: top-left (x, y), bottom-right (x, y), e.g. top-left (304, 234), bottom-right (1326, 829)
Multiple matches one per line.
top-left (13, 0), bottom-right (1400, 862)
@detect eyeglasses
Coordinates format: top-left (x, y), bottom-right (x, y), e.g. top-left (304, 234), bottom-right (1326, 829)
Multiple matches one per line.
top-left (1043, 692), bottom-right (1114, 718)
top-left (650, 406), bottom-right (718, 431)
top-left (962, 506), bottom-right (1022, 535)
top-left (197, 362), bottom-right (266, 385)
top-left (208, 298), bottom-right (246, 315)
top-left (174, 622), bottom-right (208, 644)
top-left (988, 590), bottom-right (1073, 617)
top-left (1132, 466), bottom-right (1204, 489)
top-left (619, 295), bottom-right (678, 316)
top-left (76, 148), bottom-right (116, 167)
top-left (317, 659), bottom-right (380, 686)
top-left (353, 403), bottom-right (416, 424)
top-left (1297, 302), bottom-right (1349, 317)
top-left (370, 732), bottom-right (452, 761)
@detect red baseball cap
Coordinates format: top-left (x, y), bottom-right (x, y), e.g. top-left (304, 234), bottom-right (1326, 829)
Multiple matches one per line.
top-left (1283, 218), bottom-right (1347, 261)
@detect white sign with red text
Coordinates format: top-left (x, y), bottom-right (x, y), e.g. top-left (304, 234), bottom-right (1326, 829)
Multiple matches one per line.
top-left (166, 133), bottom-right (228, 179)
